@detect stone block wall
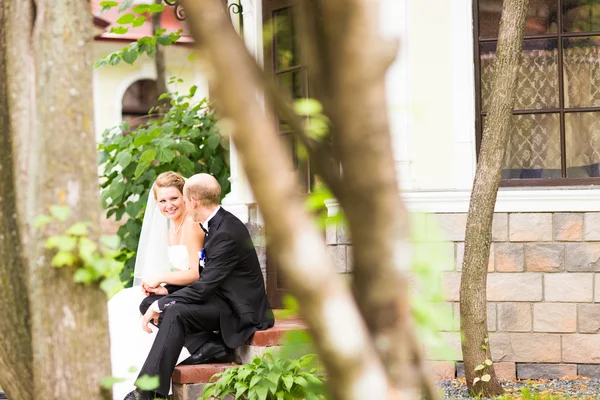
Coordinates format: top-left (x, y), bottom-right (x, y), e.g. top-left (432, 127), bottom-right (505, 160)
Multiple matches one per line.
top-left (326, 211), bottom-right (600, 378)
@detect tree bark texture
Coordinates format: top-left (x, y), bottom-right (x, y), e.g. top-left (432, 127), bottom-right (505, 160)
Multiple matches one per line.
top-left (181, 1), bottom-right (402, 399)
top-left (152, 0), bottom-right (170, 112)
top-left (26, 1), bottom-right (112, 398)
top-left (296, 1), bottom-right (435, 395)
top-left (0, 3), bottom-right (35, 398)
top-left (460, 0), bottom-right (529, 396)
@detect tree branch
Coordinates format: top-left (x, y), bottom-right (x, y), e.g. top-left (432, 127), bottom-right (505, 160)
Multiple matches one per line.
top-left (306, 0), bottom-right (437, 396)
top-left (181, 1), bottom-right (403, 398)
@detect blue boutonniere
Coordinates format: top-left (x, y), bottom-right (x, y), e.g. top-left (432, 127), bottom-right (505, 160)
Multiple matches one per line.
top-left (199, 248), bottom-right (206, 267)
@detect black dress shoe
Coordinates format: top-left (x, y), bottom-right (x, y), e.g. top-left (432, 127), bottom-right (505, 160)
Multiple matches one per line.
top-left (123, 389), bottom-right (166, 400)
top-left (180, 340), bottom-right (234, 365)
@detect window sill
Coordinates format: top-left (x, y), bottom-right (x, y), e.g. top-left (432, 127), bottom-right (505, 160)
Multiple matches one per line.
top-left (324, 187), bottom-right (600, 215)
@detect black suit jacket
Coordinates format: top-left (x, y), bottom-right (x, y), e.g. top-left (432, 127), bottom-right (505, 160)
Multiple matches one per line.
top-left (158, 207), bottom-right (274, 348)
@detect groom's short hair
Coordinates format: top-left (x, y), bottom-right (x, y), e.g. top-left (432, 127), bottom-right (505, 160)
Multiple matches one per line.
top-left (185, 174), bottom-right (221, 206)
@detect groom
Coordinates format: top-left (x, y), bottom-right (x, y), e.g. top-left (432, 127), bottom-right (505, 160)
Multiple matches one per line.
top-left (125, 173), bottom-right (274, 400)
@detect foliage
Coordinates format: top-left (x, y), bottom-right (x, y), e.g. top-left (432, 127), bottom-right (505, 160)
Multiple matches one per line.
top-left (98, 86), bottom-right (230, 286)
top-left (202, 352), bottom-right (327, 400)
top-left (35, 205), bottom-right (124, 298)
top-left (496, 385), bottom-right (576, 400)
top-left (94, 29), bottom-right (181, 68)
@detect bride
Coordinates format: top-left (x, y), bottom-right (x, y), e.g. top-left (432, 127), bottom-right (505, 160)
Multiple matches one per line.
top-left (108, 171), bottom-right (205, 400)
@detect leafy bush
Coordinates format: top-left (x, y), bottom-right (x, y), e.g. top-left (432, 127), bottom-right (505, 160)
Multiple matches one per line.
top-left (98, 85), bottom-right (230, 285)
top-left (201, 353), bottom-right (327, 400)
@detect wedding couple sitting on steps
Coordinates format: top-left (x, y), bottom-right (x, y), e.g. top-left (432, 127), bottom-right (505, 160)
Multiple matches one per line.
top-left (108, 172), bottom-right (274, 400)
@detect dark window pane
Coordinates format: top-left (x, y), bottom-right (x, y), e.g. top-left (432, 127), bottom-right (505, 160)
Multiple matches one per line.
top-left (484, 114), bottom-right (561, 179)
top-left (277, 70), bottom-right (304, 130)
top-left (563, 0), bottom-right (600, 33)
top-left (481, 40), bottom-right (559, 111)
top-left (566, 112), bottom-right (600, 177)
top-left (479, 0), bottom-right (557, 39)
top-left (273, 7), bottom-right (298, 70)
top-left (563, 36), bottom-right (600, 107)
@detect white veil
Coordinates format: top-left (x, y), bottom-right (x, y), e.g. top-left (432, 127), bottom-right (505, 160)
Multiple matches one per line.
top-left (132, 186), bottom-right (171, 287)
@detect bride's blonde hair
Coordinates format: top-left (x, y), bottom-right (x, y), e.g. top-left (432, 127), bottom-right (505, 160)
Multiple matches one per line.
top-left (152, 171), bottom-right (185, 199)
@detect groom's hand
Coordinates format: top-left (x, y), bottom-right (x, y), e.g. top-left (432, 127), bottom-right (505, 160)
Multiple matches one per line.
top-left (147, 285), bottom-right (168, 296)
top-left (142, 307), bottom-right (160, 334)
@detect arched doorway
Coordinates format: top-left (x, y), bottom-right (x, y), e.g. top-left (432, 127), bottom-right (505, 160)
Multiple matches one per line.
top-left (121, 79), bottom-right (159, 129)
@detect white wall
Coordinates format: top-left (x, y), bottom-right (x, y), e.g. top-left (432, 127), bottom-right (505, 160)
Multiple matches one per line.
top-left (92, 41), bottom-right (208, 142)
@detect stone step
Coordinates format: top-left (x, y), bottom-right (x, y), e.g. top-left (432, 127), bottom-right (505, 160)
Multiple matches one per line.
top-left (172, 318), bottom-right (305, 400)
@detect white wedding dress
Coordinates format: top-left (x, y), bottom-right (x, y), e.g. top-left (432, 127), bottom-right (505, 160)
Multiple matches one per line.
top-left (108, 245), bottom-right (192, 400)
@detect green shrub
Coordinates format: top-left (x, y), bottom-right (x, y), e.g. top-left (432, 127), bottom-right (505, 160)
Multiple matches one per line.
top-left (201, 353), bottom-right (327, 400)
top-left (98, 85), bottom-right (230, 285)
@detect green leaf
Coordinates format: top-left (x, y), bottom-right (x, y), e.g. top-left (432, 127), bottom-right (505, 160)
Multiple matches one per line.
top-left (294, 98), bottom-right (323, 116)
top-left (49, 205), bottom-right (71, 221)
top-left (132, 16), bottom-right (146, 27)
top-left (157, 34), bottom-right (175, 46)
top-left (116, 151), bottom-right (133, 168)
top-left (133, 134), bottom-right (153, 147)
top-left (139, 149), bottom-right (157, 163)
top-left (66, 222), bottom-right (89, 236)
top-left (473, 377), bottom-right (480, 385)
top-left (207, 134), bottom-right (220, 150)
top-left (256, 386), bottom-right (268, 400)
top-left (132, 4), bottom-right (149, 13)
top-left (156, 147), bottom-right (175, 162)
top-left (294, 376), bottom-right (308, 388)
top-left (481, 374), bottom-right (491, 382)
top-left (74, 268), bottom-right (95, 284)
top-left (484, 359), bottom-right (493, 366)
top-left (122, 48), bottom-right (138, 64)
top-left (148, 3), bottom-right (164, 13)
top-left (110, 26), bottom-right (129, 35)
top-left (100, 235), bottom-right (121, 250)
top-left (51, 251), bottom-right (76, 268)
top-left (249, 375), bottom-right (262, 388)
top-left (474, 364), bottom-right (485, 372)
top-left (135, 375), bottom-right (160, 391)
top-left (45, 235), bottom-right (77, 252)
top-left (108, 181), bottom-right (126, 201)
top-left (34, 214), bottom-right (53, 228)
top-left (116, 13), bottom-right (136, 24)
top-left (282, 375), bottom-right (293, 392)
top-left (100, 376), bottom-right (126, 389)
top-left (119, 0), bottom-right (134, 12)
top-left (79, 237), bottom-right (99, 261)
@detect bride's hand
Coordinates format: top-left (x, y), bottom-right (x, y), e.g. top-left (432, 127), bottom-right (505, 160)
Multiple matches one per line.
top-left (144, 278), bottom-right (161, 289)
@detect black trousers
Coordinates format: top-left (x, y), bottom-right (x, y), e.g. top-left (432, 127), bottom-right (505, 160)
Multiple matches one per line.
top-left (138, 296), bottom-right (221, 396)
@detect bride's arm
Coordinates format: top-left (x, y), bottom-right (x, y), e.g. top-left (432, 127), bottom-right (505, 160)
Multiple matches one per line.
top-left (150, 221), bottom-right (204, 287)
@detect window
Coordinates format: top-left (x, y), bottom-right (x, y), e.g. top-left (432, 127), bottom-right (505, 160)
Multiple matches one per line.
top-left (263, 0), bottom-right (314, 192)
top-left (475, 0), bottom-right (600, 185)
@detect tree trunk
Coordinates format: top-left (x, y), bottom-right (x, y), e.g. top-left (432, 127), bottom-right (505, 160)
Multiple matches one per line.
top-left (26, 1), bottom-right (112, 398)
top-left (296, 1), bottom-right (436, 396)
top-left (0, 2), bottom-right (35, 398)
top-left (460, 0), bottom-right (529, 396)
top-left (181, 1), bottom-right (406, 398)
top-left (152, 0), bottom-right (170, 113)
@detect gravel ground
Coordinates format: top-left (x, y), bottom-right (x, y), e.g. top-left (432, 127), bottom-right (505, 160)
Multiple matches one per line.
top-left (437, 377), bottom-right (600, 399)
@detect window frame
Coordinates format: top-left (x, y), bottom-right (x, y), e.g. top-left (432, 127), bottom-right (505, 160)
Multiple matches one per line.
top-left (473, 0), bottom-right (600, 187)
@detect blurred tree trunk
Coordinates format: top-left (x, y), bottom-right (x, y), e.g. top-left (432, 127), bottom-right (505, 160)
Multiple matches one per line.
top-left (0, 0), bottom-right (112, 399)
top-left (182, 0), bottom-right (434, 398)
top-left (297, 1), bottom-right (433, 394)
top-left (0, 2), bottom-right (35, 398)
top-left (152, 0), bottom-right (170, 113)
top-left (460, 0), bottom-right (529, 396)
